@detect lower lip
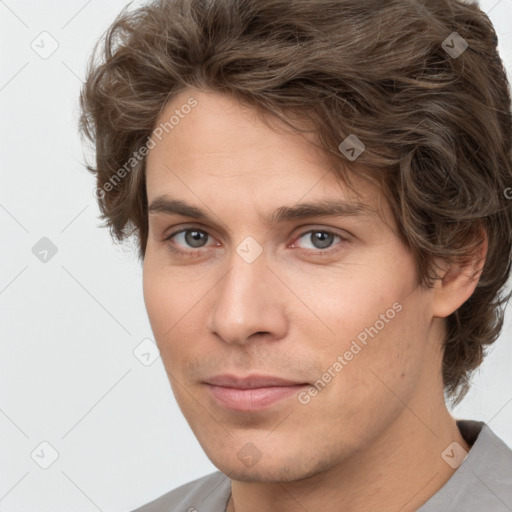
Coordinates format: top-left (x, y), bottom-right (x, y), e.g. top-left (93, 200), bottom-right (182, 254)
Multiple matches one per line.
top-left (206, 384), bottom-right (307, 411)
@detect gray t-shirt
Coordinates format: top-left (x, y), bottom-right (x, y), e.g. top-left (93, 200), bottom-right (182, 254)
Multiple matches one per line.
top-left (131, 420), bottom-right (512, 511)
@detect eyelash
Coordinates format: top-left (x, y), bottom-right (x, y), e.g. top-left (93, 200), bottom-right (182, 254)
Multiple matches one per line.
top-left (163, 226), bottom-right (349, 258)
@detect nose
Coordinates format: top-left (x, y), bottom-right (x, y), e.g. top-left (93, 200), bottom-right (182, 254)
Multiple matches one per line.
top-left (206, 246), bottom-right (288, 345)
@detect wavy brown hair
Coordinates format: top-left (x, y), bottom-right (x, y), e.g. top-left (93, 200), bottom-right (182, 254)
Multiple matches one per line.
top-left (79, 0), bottom-right (512, 404)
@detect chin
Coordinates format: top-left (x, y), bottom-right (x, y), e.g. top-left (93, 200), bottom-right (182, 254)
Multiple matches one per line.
top-left (205, 444), bottom-right (335, 484)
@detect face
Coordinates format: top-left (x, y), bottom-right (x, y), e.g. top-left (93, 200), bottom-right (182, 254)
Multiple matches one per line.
top-left (143, 88), bottom-right (438, 482)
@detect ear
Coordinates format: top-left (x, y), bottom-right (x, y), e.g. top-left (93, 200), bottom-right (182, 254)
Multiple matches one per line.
top-left (432, 227), bottom-right (488, 318)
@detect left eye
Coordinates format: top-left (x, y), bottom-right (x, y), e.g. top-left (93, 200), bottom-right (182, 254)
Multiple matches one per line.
top-left (292, 230), bottom-right (344, 251)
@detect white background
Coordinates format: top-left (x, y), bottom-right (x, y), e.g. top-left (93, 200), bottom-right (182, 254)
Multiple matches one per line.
top-left (0, 1), bottom-right (511, 511)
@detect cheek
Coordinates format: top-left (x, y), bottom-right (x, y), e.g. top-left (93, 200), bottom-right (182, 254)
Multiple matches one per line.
top-left (331, 292), bottom-right (430, 415)
top-left (301, 261), bottom-right (429, 403)
top-left (292, 268), bottom-right (405, 356)
top-left (142, 255), bottom-right (185, 353)
top-left (142, 255), bottom-right (210, 369)
top-left (142, 260), bottom-right (170, 335)
top-left (143, 248), bottom-right (193, 330)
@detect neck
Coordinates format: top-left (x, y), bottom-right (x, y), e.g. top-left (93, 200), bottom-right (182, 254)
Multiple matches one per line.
top-left (226, 396), bottom-right (469, 512)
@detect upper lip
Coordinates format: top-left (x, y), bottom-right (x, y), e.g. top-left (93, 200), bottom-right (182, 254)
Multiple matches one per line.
top-left (204, 374), bottom-right (309, 389)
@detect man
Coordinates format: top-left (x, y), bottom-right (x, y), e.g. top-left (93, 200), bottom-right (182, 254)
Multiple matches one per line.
top-left (78, 0), bottom-right (512, 510)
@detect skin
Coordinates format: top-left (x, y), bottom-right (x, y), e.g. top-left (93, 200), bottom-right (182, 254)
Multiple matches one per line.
top-left (142, 88), bottom-right (486, 512)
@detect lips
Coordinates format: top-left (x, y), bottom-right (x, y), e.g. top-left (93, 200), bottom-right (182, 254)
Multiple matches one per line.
top-left (204, 374), bottom-right (309, 411)
top-left (205, 374), bottom-right (308, 389)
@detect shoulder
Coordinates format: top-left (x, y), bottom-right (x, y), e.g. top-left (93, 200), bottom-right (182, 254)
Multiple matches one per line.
top-left (130, 471), bottom-right (231, 512)
top-left (418, 420), bottom-right (512, 511)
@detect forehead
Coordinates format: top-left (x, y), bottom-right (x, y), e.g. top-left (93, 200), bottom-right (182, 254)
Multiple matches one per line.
top-left (145, 88), bottom-right (390, 227)
top-left (149, 90), bottom-right (359, 186)
top-left (148, 89), bottom-right (329, 172)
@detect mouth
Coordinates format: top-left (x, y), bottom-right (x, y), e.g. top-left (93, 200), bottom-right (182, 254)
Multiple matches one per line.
top-left (203, 374), bottom-right (310, 412)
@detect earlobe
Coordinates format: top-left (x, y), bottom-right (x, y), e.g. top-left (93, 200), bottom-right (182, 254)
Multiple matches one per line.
top-left (431, 229), bottom-right (488, 318)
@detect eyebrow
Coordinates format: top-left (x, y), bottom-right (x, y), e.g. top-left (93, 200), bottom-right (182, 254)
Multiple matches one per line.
top-left (148, 195), bottom-right (374, 227)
